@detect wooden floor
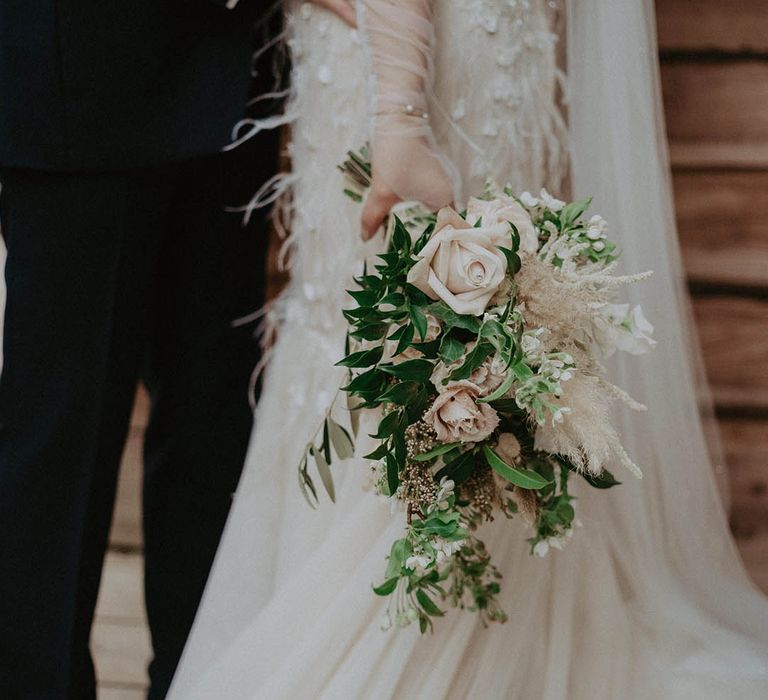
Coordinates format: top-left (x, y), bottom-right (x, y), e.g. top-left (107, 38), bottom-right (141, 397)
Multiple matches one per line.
top-left (93, 2), bottom-right (768, 696)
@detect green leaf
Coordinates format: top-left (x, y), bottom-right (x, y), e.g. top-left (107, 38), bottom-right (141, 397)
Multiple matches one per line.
top-left (391, 216), bottom-right (411, 252)
top-left (412, 441), bottom-right (461, 462)
top-left (371, 410), bottom-right (402, 439)
top-left (311, 446), bottom-right (335, 502)
top-left (297, 453), bottom-right (318, 509)
top-left (438, 335), bottom-right (465, 364)
top-left (347, 288), bottom-right (381, 307)
top-left (394, 323), bottom-right (416, 356)
top-left (559, 196), bottom-right (592, 228)
top-left (328, 418), bottom-right (354, 460)
top-left (349, 323), bottom-right (389, 341)
top-left (379, 359), bottom-right (433, 383)
top-left (385, 452), bottom-right (400, 495)
top-left (434, 449), bottom-right (476, 485)
top-left (363, 442), bottom-right (390, 460)
top-left (373, 577), bottom-right (399, 596)
top-left (427, 301), bottom-right (482, 333)
top-left (377, 380), bottom-right (421, 406)
top-left (379, 292), bottom-right (406, 307)
top-left (512, 362), bottom-right (535, 381)
top-left (416, 589), bottom-right (444, 617)
top-left (343, 367), bottom-right (385, 393)
top-left (483, 445), bottom-right (552, 490)
top-left (449, 341), bottom-right (494, 381)
top-left (477, 370), bottom-right (515, 403)
top-left (409, 304), bottom-right (429, 341)
top-left (336, 346), bottom-right (383, 368)
top-left (385, 538), bottom-right (410, 579)
top-left (498, 246), bottom-right (521, 275)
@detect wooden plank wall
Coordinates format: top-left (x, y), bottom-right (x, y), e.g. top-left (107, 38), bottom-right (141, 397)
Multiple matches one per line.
top-left (656, 0), bottom-right (768, 586)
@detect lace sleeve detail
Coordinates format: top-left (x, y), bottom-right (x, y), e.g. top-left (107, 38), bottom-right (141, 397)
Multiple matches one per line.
top-left (359, 0), bottom-right (458, 209)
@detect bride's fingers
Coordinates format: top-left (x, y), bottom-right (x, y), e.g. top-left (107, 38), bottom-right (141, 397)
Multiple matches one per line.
top-left (361, 186), bottom-right (401, 241)
top-left (312, 0), bottom-right (357, 27)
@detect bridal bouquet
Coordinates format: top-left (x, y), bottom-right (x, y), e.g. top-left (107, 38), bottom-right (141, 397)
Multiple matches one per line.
top-left (300, 160), bottom-right (654, 633)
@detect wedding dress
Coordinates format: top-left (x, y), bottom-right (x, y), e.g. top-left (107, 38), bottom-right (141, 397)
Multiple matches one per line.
top-left (169, 1), bottom-right (768, 697)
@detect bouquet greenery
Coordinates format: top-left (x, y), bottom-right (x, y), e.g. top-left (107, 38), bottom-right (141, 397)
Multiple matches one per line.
top-left (299, 151), bottom-right (654, 633)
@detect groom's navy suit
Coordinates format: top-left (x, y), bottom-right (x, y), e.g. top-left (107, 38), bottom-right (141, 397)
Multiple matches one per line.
top-left (0, 1), bottom-right (278, 698)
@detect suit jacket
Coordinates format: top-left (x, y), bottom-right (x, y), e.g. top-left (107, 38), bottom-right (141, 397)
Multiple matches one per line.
top-left (0, 0), bottom-right (270, 171)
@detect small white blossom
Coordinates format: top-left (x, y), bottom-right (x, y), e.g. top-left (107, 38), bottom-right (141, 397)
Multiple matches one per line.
top-left (533, 540), bottom-right (550, 557)
top-left (539, 188), bottom-right (565, 212)
top-left (406, 554), bottom-right (432, 571)
top-left (521, 333), bottom-right (542, 356)
top-left (519, 191), bottom-right (539, 208)
top-left (379, 613), bottom-right (392, 631)
top-left (552, 406), bottom-right (572, 424)
top-left (592, 240), bottom-right (606, 252)
top-left (587, 214), bottom-right (608, 239)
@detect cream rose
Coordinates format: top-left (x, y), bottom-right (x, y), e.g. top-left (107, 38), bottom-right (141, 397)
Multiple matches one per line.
top-left (465, 194), bottom-right (539, 255)
top-left (407, 208), bottom-right (510, 317)
top-left (423, 380), bottom-right (500, 443)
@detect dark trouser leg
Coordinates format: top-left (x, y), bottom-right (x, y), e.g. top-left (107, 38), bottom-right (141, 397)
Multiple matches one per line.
top-left (0, 167), bottom-right (175, 700)
top-left (142, 142), bottom-right (271, 699)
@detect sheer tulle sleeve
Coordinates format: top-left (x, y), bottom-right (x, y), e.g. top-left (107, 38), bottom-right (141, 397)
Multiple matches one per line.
top-left (358, 0), bottom-right (458, 209)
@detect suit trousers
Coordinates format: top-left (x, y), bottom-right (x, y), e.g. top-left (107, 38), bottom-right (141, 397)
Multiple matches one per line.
top-left (0, 140), bottom-right (271, 699)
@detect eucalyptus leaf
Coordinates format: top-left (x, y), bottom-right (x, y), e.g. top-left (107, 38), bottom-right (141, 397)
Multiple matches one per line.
top-left (311, 446), bottom-right (336, 502)
top-left (412, 441), bottom-right (461, 462)
top-left (483, 445), bottom-right (552, 490)
top-left (328, 418), bottom-right (355, 460)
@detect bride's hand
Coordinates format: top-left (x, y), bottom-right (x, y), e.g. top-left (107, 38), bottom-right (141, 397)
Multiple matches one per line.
top-left (310, 0), bottom-right (357, 27)
top-left (361, 142), bottom-right (455, 241)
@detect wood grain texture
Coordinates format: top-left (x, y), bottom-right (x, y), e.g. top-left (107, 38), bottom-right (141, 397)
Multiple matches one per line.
top-left (692, 296), bottom-right (768, 410)
top-left (661, 61), bottom-right (768, 168)
top-left (673, 171), bottom-right (768, 288)
top-left (656, 0), bottom-right (768, 53)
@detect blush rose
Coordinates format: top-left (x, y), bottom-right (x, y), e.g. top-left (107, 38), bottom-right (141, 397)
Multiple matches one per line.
top-left (423, 379), bottom-right (500, 443)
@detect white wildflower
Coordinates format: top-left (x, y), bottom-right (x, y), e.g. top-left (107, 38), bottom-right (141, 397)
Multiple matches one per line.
top-left (405, 554), bottom-right (432, 572)
top-left (379, 613), bottom-right (393, 631)
top-left (533, 540), bottom-right (550, 558)
top-left (592, 240), bottom-right (605, 252)
top-left (586, 214), bottom-right (608, 240)
top-left (521, 332), bottom-right (543, 356)
top-left (539, 188), bottom-right (565, 212)
top-left (519, 191), bottom-right (539, 208)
